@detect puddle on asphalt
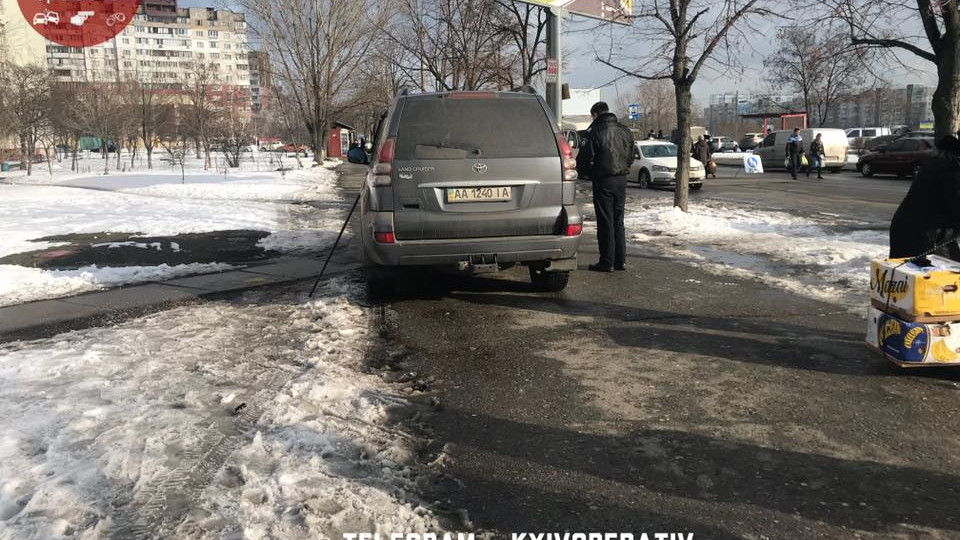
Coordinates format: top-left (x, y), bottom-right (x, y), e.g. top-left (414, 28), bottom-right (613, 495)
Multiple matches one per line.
top-left (0, 230), bottom-right (273, 269)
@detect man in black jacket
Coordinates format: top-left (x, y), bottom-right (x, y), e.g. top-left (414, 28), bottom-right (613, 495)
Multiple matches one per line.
top-left (889, 136), bottom-right (960, 260)
top-left (576, 102), bottom-right (635, 272)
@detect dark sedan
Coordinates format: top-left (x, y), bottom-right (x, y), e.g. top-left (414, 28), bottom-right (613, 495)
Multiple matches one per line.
top-left (858, 137), bottom-right (935, 178)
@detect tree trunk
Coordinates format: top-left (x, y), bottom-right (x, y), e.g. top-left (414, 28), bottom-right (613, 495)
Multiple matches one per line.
top-left (102, 142), bottom-right (109, 175)
top-left (933, 42), bottom-right (960, 140)
top-left (147, 147), bottom-right (153, 169)
top-left (20, 134), bottom-right (28, 173)
top-left (313, 123), bottom-right (327, 164)
top-left (673, 81), bottom-right (693, 212)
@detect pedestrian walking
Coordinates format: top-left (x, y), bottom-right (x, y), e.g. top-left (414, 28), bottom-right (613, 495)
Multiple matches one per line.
top-left (647, 129), bottom-right (656, 140)
top-left (693, 135), bottom-right (715, 178)
top-left (657, 129), bottom-right (664, 140)
top-left (890, 136), bottom-right (960, 260)
top-left (785, 128), bottom-right (804, 180)
top-left (807, 133), bottom-right (825, 179)
top-left (576, 102), bottom-right (635, 272)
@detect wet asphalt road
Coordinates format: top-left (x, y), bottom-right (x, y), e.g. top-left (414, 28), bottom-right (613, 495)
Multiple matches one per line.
top-left (340, 165), bottom-right (960, 539)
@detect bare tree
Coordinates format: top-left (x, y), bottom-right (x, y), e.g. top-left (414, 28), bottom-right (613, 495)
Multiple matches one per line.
top-left (183, 61), bottom-right (219, 170)
top-left (48, 84), bottom-right (85, 171)
top-left (495, 1), bottom-right (548, 87)
top-left (822, 0), bottom-right (960, 138)
top-left (635, 79), bottom-right (677, 133)
top-left (215, 86), bottom-right (254, 168)
top-left (382, 0), bottom-right (514, 92)
top-left (598, 0), bottom-right (775, 211)
top-left (238, 0), bottom-right (387, 163)
top-left (764, 26), bottom-right (869, 127)
top-left (0, 63), bottom-right (50, 176)
top-left (72, 82), bottom-right (124, 175)
top-left (129, 76), bottom-right (172, 170)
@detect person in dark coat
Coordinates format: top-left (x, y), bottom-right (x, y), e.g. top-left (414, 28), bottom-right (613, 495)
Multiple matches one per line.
top-left (807, 133), bottom-right (825, 179)
top-left (785, 127), bottom-right (804, 180)
top-left (692, 135), bottom-right (712, 174)
top-left (657, 129), bottom-right (664, 140)
top-left (576, 102), bottom-right (636, 272)
top-left (889, 136), bottom-right (960, 260)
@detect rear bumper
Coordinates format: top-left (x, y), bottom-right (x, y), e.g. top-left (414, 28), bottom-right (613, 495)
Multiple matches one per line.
top-left (365, 233), bottom-right (581, 267)
top-left (651, 173), bottom-right (704, 185)
top-left (361, 212), bottom-right (581, 267)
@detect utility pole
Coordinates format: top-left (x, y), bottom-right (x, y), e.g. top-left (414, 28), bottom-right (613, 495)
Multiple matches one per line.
top-left (544, 7), bottom-right (563, 127)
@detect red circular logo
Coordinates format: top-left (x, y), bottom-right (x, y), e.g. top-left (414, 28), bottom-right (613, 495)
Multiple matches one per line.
top-left (18, 0), bottom-right (141, 48)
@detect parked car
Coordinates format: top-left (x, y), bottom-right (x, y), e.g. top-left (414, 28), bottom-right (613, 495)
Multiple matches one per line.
top-left (359, 90), bottom-right (582, 294)
top-left (863, 134), bottom-right (899, 154)
top-left (857, 137), bottom-right (935, 178)
top-left (258, 141), bottom-right (283, 151)
top-left (629, 140), bottom-right (705, 190)
top-left (738, 133), bottom-right (764, 151)
top-left (279, 143), bottom-right (307, 155)
top-left (708, 136), bottom-right (739, 153)
top-left (754, 128), bottom-right (848, 172)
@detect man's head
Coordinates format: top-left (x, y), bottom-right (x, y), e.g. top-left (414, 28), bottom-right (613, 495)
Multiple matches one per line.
top-left (793, 128), bottom-right (800, 134)
top-left (815, 133), bottom-right (822, 140)
top-left (698, 135), bottom-right (704, 142)
top-left (590, 102), bottom-right (610, 119)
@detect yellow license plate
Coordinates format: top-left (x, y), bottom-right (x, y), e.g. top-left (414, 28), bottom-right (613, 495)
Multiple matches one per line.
top-left (446, 186), bottom-right (512, 203)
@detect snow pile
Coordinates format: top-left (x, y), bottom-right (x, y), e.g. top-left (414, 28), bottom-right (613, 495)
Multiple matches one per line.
top-left (0, 164), bottom-right (344, 305)
top-left (0, 263), bottom-right (233, 307)
top-left (626, 200), bottom-right (888, 307)
top-left (0, 282), bottom-right (440, 539)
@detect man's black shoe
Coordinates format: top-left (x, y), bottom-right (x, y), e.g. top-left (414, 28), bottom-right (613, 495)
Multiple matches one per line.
top-left (588, 263), bottom-right (614, 272)
top-left (614, 264), bottom-right (627, 271)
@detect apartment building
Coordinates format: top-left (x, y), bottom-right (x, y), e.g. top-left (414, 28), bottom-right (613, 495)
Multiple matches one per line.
top-left (248, 50), bottom-right (271, 113)
top-left (0, 0), bottom-right (47, 65)
top-left (45, 5), bottom-right (250, 92)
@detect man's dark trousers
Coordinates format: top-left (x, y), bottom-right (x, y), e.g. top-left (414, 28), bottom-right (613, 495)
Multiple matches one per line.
top-left (593, 175), bottom-right (627, 268)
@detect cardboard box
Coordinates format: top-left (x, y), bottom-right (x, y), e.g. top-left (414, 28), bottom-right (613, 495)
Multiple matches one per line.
top-left (869, 255), bottom-right (960, 321)
top-left (865, 305), bottom-right (960, 366)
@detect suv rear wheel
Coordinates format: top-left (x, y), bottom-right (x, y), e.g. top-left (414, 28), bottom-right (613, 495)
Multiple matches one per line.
top-left (529, 266), bottom-right (570, 292)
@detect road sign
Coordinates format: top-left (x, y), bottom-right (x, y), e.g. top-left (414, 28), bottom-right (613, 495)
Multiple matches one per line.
top-left (628, 103), bottom-right (639, 120)
top-left (515, 0), bottom-right (632, 25)
top-left (744, 154), bottom-right (764, 174)
top-left (546, 58), bottom-right (559, 83)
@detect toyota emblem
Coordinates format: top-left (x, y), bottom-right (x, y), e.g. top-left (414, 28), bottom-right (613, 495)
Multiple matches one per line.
top-left (473, 162), bottom-right (488, 174)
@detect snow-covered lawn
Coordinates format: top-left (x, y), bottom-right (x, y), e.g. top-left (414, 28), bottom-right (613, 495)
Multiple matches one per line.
top-left (625, 199), bottom-right (888, 309)
top-left (0, 280), bottom-right (441, 539)
top-left (0, 154), bottom-right (344, 306)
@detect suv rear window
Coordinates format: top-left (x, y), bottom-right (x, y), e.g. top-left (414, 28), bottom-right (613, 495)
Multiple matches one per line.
top-left (395, 97), bottom-right (557, 160)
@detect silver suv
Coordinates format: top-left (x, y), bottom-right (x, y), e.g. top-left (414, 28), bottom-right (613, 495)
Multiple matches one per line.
top-left (356, 90), bottom-right (582, 293)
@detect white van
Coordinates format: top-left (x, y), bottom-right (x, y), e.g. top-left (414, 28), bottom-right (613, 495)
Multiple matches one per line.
top-left (846, 127), bottom-right (891, 151)
top-left (754, 128), bottom-right (849, 172)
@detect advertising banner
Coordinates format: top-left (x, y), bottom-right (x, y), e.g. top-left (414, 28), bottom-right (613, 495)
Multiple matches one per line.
top-left (516, 0), bottom-right (632, 25)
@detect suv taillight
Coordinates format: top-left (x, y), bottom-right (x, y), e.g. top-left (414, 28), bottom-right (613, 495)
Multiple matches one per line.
top-left (373, 138), bottom-right (395, 186)
top-left (556, 134), bottom-right (578, 181)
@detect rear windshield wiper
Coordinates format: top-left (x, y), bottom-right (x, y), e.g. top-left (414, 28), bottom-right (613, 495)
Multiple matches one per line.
top-left (417, 142), bottom-right (482, 156)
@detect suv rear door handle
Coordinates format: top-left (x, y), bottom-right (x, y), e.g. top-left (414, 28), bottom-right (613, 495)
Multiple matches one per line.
top-left (400, 198), bottom-right (420, 210)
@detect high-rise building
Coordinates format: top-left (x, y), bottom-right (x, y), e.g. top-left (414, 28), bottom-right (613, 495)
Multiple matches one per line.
top-left (0, 0), bottom-right (47, 66)
top-left (45, 4), bottom-right (249, 92)
top-left (248, 50), bottom-right (271, 113)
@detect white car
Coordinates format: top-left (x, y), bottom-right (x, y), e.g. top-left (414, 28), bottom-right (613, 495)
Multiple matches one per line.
top-left (629, 140), bottom-right (705, 190)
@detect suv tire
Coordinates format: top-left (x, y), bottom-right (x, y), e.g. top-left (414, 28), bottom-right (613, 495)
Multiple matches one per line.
top-left (529, 266), bottom-right (570, 292)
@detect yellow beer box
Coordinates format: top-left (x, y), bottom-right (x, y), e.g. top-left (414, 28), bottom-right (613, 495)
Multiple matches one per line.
top-left (870, 255), bottom-right (960, 321)
top-left (865, 305), bottom-right (960, 367)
